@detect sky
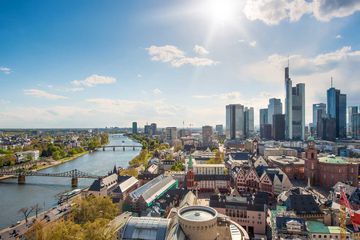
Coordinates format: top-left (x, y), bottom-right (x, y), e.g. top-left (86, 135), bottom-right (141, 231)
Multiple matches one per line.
top-left (1, 0), bottom-right (360, 128)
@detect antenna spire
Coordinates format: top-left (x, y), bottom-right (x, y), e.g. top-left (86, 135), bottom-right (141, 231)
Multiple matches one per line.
top-left (287, 55), bottom-right (289, 68)
top-left (331, 76), bottom-right (333, 88)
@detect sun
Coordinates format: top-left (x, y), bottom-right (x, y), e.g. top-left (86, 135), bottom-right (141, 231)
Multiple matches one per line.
top-left (206, 0), bottom-right (238, 25)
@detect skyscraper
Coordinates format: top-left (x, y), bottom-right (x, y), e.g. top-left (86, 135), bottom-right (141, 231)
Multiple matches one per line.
top-left (352, 113), bottom-right (360, 139)
top-left (285, 66), bottom-right (305, 140)
top-left (313, 103), bottom-right (326, 129)
top-left (215, 124), bottom-right (224, 135)
top-left (150, 123), bottom-right (157, 136)
top-left (272, 114), bottom-right (285, 141)
top-left (259, 108), bottom-right (268, 126)
top-left (202, 125), bottom-right (213, 147)
top-left (327, 86), bottom-right (347, 138)
top-left (132, 122), bottom-right (138, 134)
top-left (348, 106), bottom-right (358, 137)
top-left (268, 98), bottom-right (282, 125)
top-left (244, 107), bottom-right (254, 138)
top-left (285, 66), bottom-right (292, 139)
top-left (226, 104), bottom-right (244, 140)
top-left (165, 127), bottom-right (177, 145)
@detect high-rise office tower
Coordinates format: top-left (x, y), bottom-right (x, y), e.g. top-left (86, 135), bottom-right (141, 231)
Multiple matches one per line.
top-left (317, 117), bottom-right (336, 141)
top-left (259, 108), bottom-right (268, 126)
top-left (272, 114), bottom-right (285, 141)
top-left (284, 66), bottom-right (305, 140)
top-left (244, 107), bottom-right (254, 138)
top-left (150, 123), bottom-right (157, 136)
top-left (352, 113), bottom-right (360, 139)
top-left (132, 122), bottom-right (138, 134)
top-left (144, 124), bottom-right (152, 135)
top-left (327, 86), bottom-right (347, 138)
top-left (285, 66), bottom-right (292, 139)
top-left (215, 124), bottom-right (224, 135)
top-left (268, 98), bottom-right (282, 125)
top-left (348, 106), bottom-right (358, 137)
top-left (202, 125), bottom-right (213, 147)
top-left (313, 103), bottom-right (326, 131)
top-left (226, 104), bottom-right (244, 140)
top-left (165, 127), bottom-right (177, 145)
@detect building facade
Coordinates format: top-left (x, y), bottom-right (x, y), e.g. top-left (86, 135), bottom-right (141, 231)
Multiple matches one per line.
top-left (285, 66), bottom-right (305, 140)
top-left (226, 104), bottom-right (245, 140)
top-left (327, 87), bottom-right (347, 139)
top-left (304, 139), bottom-right (358, 188)
top-left (132, 122), bottom-right (138, 134)
top-left (202, 125), bottom-right (213, 147)
top-left (165, 127), bottom-right (177, 145)
top-left (268, 98), bottom-right (282, 125)
top-left (348, 106), bottom-right (359, 137)
top-left (313, 103), bottom-right (326, 136)
top-left (244, 107), bottom-right (254, 138)
top-left (272, 114), bottom-right (285, 141)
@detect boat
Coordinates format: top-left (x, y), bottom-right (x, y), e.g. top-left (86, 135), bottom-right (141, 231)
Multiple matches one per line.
top-left (58, 189), bottom-right (82, 204)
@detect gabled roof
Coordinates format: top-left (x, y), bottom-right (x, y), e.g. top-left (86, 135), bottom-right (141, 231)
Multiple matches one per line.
top-left (286, 194), bottom-right (322, 215)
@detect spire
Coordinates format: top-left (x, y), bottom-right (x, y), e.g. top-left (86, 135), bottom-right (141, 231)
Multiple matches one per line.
top-left (331, 76), bottom-right (333, 88)
top-left (188, 155), bottom-right (193, 170)
top-left (287, 54), bottom-right (290, 68)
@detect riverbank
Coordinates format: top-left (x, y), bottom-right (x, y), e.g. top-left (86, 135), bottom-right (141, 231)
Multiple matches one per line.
top-left (34, 151), bottom-right (90, 171)
top-left (0, 151), bottom-right (90, 181)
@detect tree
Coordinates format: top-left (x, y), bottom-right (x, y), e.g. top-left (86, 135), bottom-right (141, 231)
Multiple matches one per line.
top-left (33, 203), bottom-right (42, 218)
top-left (72, 196), bottom-right (119, 224)
top-left (18, 206), bottom-right (35, 223)
top-left (24, 220), bottom-right (45, 240)
top-left (44, 220), bottom-right (83, 240)
top-left (120, 168), bottom-right (138, 177)
top-left (83, 218), bottom-right (115, 240)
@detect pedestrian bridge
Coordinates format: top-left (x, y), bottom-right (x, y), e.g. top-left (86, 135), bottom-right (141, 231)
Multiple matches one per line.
top-left (0, 168), bottom-right (101, 187)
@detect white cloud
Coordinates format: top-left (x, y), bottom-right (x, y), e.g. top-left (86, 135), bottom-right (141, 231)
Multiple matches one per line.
top-left (153, 88), bottom-right (162, 95)
top-left (24, 89), bottom-right (68, 100)
top-left (137, 74), bottom-right (142, 78)
top-left (243, 0), bottom-right (360, 25)
top-left (66, 87), bottom-right (84, 92)
top-left (249, 41), bottom-right (257, 47)
top-left (146, 45), bottom-right (218, 67)
top-left (239, 39), bottom-right (257, 47)
top-left (336, 34), bottom-right (342, 39)
top-left (193, 45), bottom-right (209, 55)
top-left (71, 74), bottom-right (116, 87)
top-left (0, 66), bottom-right (11, 74)
top-left (193, 91), bottom-right (243, 102)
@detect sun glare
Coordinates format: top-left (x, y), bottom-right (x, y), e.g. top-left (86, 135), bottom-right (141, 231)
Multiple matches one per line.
top-left (206, 0), bottom-right (238, 24)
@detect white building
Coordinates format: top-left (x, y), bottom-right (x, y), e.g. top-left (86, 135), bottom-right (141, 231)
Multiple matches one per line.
top-left (15, 150), bottom-right (40, 163)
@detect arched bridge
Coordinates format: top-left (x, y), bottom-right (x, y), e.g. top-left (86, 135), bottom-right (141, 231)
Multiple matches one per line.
top-left (0, 169), bottom-right (102, 187)
top-left (100, 145), bottom-right (142, 151)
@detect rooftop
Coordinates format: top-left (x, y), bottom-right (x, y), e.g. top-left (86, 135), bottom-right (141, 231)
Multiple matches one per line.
top-left (319, 155), bottom-right (349, 164)
top-left (306, 221), bottom-right (342, 234)
top-left (178, 206), bottom-right (217, 222)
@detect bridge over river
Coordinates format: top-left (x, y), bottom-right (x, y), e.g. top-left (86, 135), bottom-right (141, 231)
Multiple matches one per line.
top-left (0, 168), bottom-right (102, 187)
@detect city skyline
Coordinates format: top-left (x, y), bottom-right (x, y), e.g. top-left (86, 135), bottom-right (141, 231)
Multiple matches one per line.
top-left (1, 0), bottom-right (360, 128)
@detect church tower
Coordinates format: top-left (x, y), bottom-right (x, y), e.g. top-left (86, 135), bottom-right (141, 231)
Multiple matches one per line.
top-left (304, 137), bottom-right (318, 186)
top-left (186, 155), bottom-right (195, 190)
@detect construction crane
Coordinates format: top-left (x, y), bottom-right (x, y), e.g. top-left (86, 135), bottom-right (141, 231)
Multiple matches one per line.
top-left (339, 187), bottom-right (360, 240)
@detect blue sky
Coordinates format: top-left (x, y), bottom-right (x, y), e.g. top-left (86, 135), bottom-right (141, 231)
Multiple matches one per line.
top-left (1, 0), bottom-right (360, 128)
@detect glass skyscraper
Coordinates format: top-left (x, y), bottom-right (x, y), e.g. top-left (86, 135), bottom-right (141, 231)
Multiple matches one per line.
top-left (226, 104), bottom-right (244, 140)
top-left (327, 87), bottom-right (347, 139)
top-left (285, 66), bottom-right (305, 140)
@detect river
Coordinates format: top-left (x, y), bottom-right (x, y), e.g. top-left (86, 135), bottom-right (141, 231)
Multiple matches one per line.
top-left (0, 134), bottom-right (141, 229)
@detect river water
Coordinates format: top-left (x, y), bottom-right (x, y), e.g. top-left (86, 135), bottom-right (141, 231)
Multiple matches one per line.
top-left (0, 134), bottom-right (140, 229)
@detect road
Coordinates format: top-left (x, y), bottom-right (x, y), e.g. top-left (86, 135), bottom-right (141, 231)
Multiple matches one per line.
top-left (0, 203), bottom-right (71, 240)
